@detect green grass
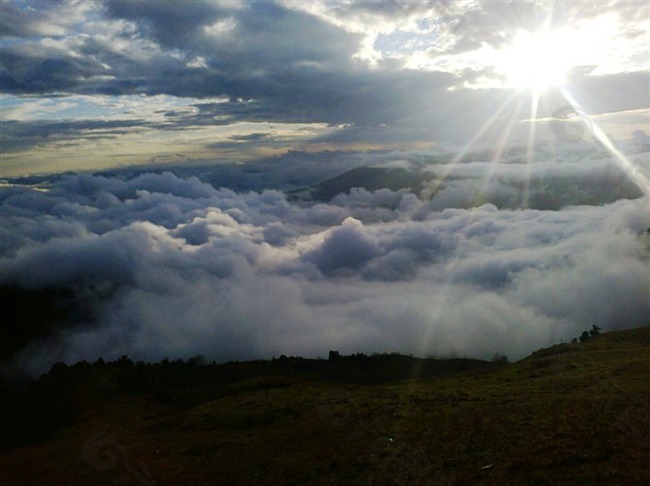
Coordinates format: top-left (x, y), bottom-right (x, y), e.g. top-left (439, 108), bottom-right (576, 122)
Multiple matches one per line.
top-left (1, 326), bottom-right (649, 484)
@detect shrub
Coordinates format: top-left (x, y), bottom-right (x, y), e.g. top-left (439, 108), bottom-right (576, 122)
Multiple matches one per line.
top-left (577, 325), bottom-right (602, 343)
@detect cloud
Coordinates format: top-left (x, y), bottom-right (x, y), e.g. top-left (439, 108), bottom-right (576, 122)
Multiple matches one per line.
top-left (1, 1), bottom-right (648, 375)
top-left (303, 217), bottom-right (381, 275)
top-left (3, 1), bottom-right (647, 105)
top-left (1, 169), bottom-right (648, 377)
top-left (0, 0), bottom-right (94, 38)
top-left (2, 0), bottom-right (647, 179)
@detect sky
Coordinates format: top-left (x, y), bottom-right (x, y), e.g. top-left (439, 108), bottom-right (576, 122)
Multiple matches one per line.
top-left (1, 0), bottom-right (649, 176)
top-left (1, 0), bottom-right (649, 376)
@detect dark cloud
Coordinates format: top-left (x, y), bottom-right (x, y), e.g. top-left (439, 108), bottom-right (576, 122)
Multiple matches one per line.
top-left (103, 0), bottom-right (228, 48)
top-left (229, 133), bottom-right (269, 142)
top-left (0, 0), bottom-right (81, 38)
top-left (1, 119), bottom-right (147, 152)
top-left (1, 0), bottom-right (362, 101)
top-left (304, 217), bottom-right (381, 275)
top-left (1, 51), bottom-right (97, 94)
top-left (2, 0), bottom-right (646, 165)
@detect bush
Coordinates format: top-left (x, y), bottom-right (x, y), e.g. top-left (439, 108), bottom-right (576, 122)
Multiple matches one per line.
top-left (577, 325), bottom-right (602, 343)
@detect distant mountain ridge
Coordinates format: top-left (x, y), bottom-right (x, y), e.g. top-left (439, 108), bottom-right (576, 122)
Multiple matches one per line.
top-left (290, 166), bottom-right (437, 201)
top-left (290, 163), bottom-right (643, 209)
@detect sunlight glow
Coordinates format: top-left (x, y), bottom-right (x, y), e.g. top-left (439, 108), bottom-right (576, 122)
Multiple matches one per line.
top-left (419, 91), bottom-right (522, 201)
top-left (496, 13), bottom-right (621, 92)
top-left (498, 29), bottom-right (573, 91)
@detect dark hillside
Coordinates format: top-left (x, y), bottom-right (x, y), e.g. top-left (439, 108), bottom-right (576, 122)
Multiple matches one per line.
top-left (295, 166), bottom-right (436, 201)
top-left (1, 326), bottom-right (649, 484)
top-left (289, 164), bottom-right (643, 208)
top-left (0, 287), bottom-right (68, 362)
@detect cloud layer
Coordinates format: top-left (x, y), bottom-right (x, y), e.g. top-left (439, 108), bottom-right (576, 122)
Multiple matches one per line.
top-left (2, 166), bottom-right (648, 376)
top-left (2, 1), bottom-right (648, 176)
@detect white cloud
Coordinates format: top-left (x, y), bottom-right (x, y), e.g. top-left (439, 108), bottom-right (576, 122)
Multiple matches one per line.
top-left (203, 17), bottom-right (237, 38)
top-left (1, 169), bottom-right (648, 376)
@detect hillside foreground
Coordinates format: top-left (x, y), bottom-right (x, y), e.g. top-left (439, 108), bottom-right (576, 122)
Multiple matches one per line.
top-left (1, 326), bottom-right (649, 484)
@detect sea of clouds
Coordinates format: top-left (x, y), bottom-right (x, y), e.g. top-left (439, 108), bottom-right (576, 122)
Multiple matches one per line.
top-left (2, 150), bottom-right (649, 376)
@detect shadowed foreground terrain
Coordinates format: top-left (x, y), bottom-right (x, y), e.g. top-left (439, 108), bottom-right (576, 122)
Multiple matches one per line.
top-left (1, 326), bottom-right (649, 484)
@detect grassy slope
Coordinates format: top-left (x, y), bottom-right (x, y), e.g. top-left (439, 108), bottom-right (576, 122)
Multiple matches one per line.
top-left (1, 326), bottom-right (649, 485)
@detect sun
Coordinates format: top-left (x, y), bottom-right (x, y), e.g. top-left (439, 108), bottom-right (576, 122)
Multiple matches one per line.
top-left (498, 29), bottom-right (574, 91)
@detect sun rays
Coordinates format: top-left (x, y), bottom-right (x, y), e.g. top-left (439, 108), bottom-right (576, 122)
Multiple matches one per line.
top-left (424, 5), bottom-right (650, 211)
top-left (560, 88), bottom-right (650, 197)
top-left (415, 3), bottom-right (650, 362)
